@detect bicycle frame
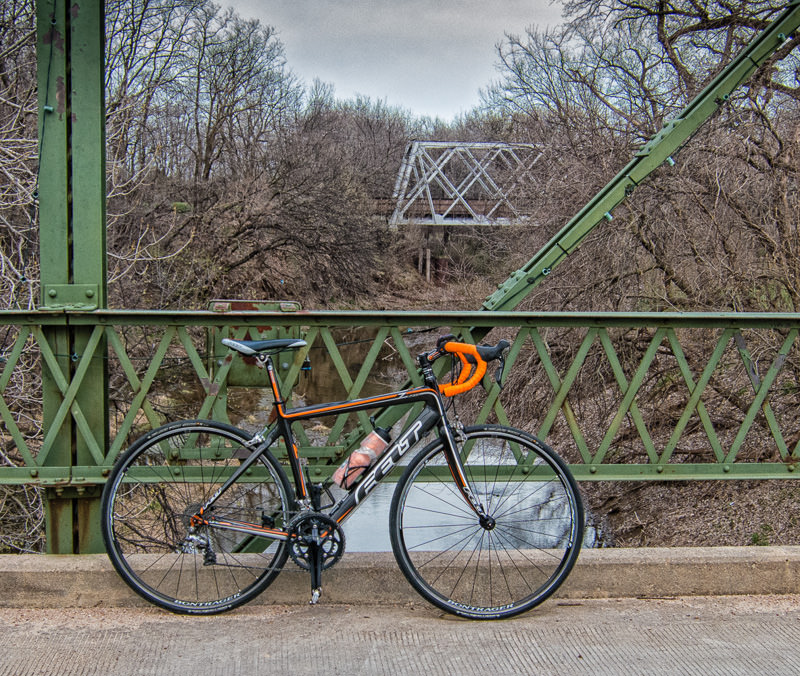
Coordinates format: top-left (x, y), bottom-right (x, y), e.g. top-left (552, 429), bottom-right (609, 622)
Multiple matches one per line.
top-left (194, 351), bottom-right (487, 541)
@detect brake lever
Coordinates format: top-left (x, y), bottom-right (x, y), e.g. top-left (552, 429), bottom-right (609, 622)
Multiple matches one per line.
top-left (494, 356), bottom-right (506, 389)
top-left (436, 333), bottom-right (457, 351)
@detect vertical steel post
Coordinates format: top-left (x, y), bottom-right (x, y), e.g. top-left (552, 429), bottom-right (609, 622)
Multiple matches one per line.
top-left (37, 0), bottom-right (108, 553)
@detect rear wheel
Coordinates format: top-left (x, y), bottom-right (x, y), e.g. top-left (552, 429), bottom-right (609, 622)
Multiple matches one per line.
top-left (390, 425), bottom-right (583, 619)
top-left (101, 420), bottom-right (293, 614)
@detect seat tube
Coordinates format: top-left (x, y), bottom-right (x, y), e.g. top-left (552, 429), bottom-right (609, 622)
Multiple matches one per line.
top-left (265, 356), bottom-right (309, 502)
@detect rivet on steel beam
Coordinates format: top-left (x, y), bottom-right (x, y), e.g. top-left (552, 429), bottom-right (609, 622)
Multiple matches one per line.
top-left (542, 267), bottom-right (551, 276)
top-left (589, 465), bottom-right (597, 474)
top-left (30, 469), bottom-right (38, 478)
top-left (723, 464), bottom-right (731, 472)
top-left (666, 157), bottom-right (676, 167)
top-left (604, 212), bottom-right (613, 221)
top-left (788, 464), bottom-right (795, 472)
top-left (43, 105), bottom-right (54, 113)
top-left (656, 465), bottom-right (664, 473)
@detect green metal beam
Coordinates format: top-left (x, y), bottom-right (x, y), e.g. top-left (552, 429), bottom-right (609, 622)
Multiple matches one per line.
top-left (482, 0), bottom-right (800, 312)
top-left (36, 0), bottom-right (108, 553)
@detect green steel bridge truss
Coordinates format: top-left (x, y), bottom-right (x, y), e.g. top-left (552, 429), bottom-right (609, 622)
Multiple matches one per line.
top-left (3, 310), bottom-right (800, 483)
top-left (17, 2), bottom-right (800, 550)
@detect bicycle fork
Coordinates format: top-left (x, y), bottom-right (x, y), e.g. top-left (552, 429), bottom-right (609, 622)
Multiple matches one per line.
top-left (440, 422), bottom-right (493, 525)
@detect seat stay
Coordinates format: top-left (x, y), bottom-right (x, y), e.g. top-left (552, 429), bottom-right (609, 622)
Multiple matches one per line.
top-left (196, 425), bottom-right (282, 515)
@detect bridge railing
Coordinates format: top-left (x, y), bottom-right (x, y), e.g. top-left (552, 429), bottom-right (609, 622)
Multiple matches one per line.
top-left (1, 309), bottom-right (800, 489)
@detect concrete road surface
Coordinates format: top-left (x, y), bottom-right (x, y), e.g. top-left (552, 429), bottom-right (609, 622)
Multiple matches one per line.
top-left (1, 595), bottom-right (798, 675)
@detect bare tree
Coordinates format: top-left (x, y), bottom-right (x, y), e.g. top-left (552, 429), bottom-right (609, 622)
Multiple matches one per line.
top-left (0, 0), bottom-right (37, 311)
top-left (0, 0), bottom-right (45, 552)
top-left (479, 0), bottom-right (800, 314)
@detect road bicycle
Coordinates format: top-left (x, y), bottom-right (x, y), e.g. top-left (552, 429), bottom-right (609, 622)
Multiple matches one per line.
top-left (101, 334), bottom-right (584, 619)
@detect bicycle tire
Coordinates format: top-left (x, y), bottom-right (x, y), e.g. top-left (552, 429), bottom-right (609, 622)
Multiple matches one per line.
top-left (390, 424), bottom-right (584, 620)
top-left (101, 420), bottom-right (293, 614)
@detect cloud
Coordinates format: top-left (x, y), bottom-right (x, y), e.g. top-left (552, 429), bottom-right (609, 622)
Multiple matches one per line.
top-left (228, 0), bottom-right (564, 118)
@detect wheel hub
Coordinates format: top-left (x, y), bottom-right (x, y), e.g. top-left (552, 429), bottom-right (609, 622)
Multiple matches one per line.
top-left (480, 515), bottom-right (497, 531)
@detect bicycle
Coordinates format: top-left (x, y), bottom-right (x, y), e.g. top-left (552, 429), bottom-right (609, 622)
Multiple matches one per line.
top-left (101, 334), bottom-right (584, 619)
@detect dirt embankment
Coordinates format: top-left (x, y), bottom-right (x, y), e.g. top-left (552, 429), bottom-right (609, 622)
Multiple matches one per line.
top-left (582, 480), bottom-right (800, 548)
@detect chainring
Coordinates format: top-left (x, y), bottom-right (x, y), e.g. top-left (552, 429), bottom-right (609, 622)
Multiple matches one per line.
top-left (287, 511), bottom-right (345, 571)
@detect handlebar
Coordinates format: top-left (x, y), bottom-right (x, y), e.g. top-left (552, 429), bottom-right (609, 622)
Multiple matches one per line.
top-left (421, 336), bottom-right (510, 397)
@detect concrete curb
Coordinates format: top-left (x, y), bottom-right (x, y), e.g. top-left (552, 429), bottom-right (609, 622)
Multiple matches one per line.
top-left (1, 546), bottom-right (798, 608)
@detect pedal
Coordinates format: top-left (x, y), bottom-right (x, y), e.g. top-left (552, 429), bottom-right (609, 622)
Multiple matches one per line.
top-left (310, 587), bottom-right (321, 605)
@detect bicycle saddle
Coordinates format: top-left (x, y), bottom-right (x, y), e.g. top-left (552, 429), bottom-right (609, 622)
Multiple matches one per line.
top-left (222, 338), bottom-right (307, 355)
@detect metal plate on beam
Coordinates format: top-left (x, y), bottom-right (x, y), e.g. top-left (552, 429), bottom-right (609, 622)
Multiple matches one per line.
top-left (41, 284), bottom-right (100, 310)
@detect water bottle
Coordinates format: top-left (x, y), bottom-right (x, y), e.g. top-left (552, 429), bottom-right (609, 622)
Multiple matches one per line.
top-left (332, 426), bottom-right (391, 488)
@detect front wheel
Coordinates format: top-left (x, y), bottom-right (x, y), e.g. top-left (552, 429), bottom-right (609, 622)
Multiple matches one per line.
top-left (101, 420), bottom-right (293, 614)
top-left (390, 425), bottom-right (583, 619)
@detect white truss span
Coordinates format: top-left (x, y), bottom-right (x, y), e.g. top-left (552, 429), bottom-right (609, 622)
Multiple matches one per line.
top-left (389, 141), bottom-right (542, 227)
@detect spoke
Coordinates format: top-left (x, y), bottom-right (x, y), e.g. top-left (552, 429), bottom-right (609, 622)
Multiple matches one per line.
top-left (493, 525), bottom-right (568, 576)
top-left (411, 476), bottom-right (474, 516)
top-left (491, 536), bottom-right (517, 603)
top-left (401, 503), bottom-right (477, 523)
top-left (494, 481), bottom-right (567, 522)
top-left (405, 523), bottom-right (480, 552)
top-left (494, 534), bottom-right (538, 596)
top-left (492, 522), bottom-right (572, 555)
top-left (401, 521), bottom-right (479, 530)
top-left (442, 529), bottom-right (482, 602)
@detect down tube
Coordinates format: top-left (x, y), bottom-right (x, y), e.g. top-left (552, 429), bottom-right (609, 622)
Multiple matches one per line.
top-left (330, 407), bottom-right (442, 523)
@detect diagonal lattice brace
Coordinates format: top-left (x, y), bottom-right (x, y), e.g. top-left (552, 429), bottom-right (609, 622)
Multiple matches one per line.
top-left (593, 329), bottom-right (664, 466)
top-left (0, 331), bottom-right (38, 467)
top-left (529, 328), bottom-right (593, 464)
top-left (660, 329), bottom-right (731, 465)
top-left (36, 325), bottom-right (106, 466)
top-left (728, 330), bottom-right (799, 463)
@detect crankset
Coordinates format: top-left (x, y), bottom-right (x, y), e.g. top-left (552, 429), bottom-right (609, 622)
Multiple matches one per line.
top-left (288, 512), bottom-right (345, 570)
top-left (287, 511), bottom-right (346, 604)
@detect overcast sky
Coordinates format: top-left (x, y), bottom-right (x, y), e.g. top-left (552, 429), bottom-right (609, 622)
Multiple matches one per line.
top-left (224, 0), bottom-right (565, 120)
